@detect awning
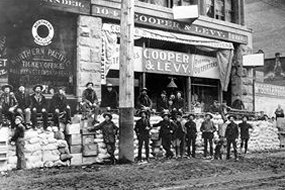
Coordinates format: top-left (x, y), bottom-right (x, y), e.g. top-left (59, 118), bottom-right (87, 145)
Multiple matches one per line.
top-left (102, 23), bottom-right (234, 50)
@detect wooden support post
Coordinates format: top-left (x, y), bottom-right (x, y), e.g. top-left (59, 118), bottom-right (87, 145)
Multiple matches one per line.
top-left (118, 0), bottom-right (135, 163)
top-left (187, 77), bottom-right (192, 112)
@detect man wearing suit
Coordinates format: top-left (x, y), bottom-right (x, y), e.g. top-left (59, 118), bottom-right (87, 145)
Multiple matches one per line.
top-left (30, 84), bottom-right (48, 129)
top-left (15, 86), bottom-right (31, 126)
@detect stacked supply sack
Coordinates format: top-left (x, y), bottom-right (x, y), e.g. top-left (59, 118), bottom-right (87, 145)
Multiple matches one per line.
top-left (247, 121), bottom-right (280, 152)
top-left (7, 128), bottom-right (71, 170)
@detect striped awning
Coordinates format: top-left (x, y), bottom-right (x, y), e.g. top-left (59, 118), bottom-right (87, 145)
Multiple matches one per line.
top-left (102, 23), bottom-right (234, 50)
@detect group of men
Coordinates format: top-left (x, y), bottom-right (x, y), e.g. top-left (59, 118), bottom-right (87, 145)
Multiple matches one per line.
top-left (134, 109), bottom-right (253, 162)
top-left (0, 84), bottom-right (71, 130)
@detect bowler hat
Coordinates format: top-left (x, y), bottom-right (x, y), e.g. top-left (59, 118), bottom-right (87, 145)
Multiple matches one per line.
top-left (106, 83), bottom-right (113, 87)
top-left (228, 115), bottom-right (237, 120)
top-left (188, 113), bottom-right (195, 119)
top-left (33, 84), bottom-right (43, 92)
top-left (103, 112), bottom-right (112, 120)
top-left (161, 110), bottom-right (171, 117)
top-left (1, 84), bottom-right (13, 92)
top-left (86, 82), bottom-right (94, 87)
top-left (141, 87), bottom-right (148, 92)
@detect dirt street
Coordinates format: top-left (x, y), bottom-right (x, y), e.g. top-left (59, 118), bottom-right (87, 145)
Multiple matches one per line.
top-left (1, 151), bottom-right (285, 190)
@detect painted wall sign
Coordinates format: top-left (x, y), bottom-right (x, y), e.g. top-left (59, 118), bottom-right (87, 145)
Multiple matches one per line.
top-left (0, 59), bottom-right (8, 76)
top-left (32, 19), bottom-right (54, 46)
top-left (92, 5), bottom-right (248, 44)
top-left (255, 82), bottom-right (285, 98)
top-left (41, 0), bottom-right (90, 14)
top-left (143, 48), bottom-right (191, 76)
top-left (10, 47), bottom-right (72, 77)
top-left (192, 55), bottom-right (219, 79)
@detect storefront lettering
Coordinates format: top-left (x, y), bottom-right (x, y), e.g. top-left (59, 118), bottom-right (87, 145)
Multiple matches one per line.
top-left (92, 5), bottom-right (248, 44)
top-left (143, 48), bottom-right (191, 76)
top-left (10, 47), bottom-right (72, 77)
top-left (255, 83), bottom-right (285, 97)
top-left (192, 55), bottom-right (219, 79)
top-left (41, 0), bottom-right (90, 14)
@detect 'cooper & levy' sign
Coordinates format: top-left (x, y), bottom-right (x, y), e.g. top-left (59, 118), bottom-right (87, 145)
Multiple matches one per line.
top-left (143, 48), bottom-right (191, 76)
top-left (92, 5), bottom-right (248, 44)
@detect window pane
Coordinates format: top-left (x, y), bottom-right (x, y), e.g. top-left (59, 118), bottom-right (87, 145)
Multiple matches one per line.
top-left (205, 0), bottom-right (214, 18)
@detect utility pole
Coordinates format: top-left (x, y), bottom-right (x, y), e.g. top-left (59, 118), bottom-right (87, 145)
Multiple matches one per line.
top-left (118, 0), bottom-right (135, 163)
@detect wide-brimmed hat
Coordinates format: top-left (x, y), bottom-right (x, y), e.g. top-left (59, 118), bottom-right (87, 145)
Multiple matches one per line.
top-left (15, 115), bottom-right (23, 122)
top-left (1, 84), bottom-right (13, 92)
top-left (205, 113), bottom-right (213, 119)
top-left (33, 84), bottom-right (43, 92)
top-left (103, 112), bottom-right (112, 120)
top-left (188, 113), bottom-right (195, 119)
top-left (86, 82), bottom-right (94, 87)
top-left (141, 87), bottom-right (148, 92)
top-left (241, 115), bottom-right (249, 120)
top-left (161, 110), bottom-right (171, 117)
top-left (106, 83), bottom-right (113, 87)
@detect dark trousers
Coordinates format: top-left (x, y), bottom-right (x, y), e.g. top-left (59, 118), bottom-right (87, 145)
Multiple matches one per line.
top-left (162, 136), bottom-right (173, 158)
top-left (227, 139), bottom-right (238, 159)
top-left (186, 136), bottom-right (196, 157)
top-left (16, 138), bottom-right (26, 170)
top-left (31, 108), bottom-right (48, 129)
top-left (53, 107), bottom-right (71, 127)
top-left (138, 136), bottom-right (149, 160)
top-left (240, 138), bottom-right (249, 153)
top-left (203, 133), bottom-right (213, 157)
top-left (16, 108), bottom-right (31, 124)
top-left (214, 144), bottom-right (223, 159)
top-left (106, 143), bottom-right (116, 163)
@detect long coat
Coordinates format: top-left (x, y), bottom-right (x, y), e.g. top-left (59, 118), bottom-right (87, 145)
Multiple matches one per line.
top-left (0, 92), bottom-right (18, 110)
top-left (185, 120), bottom-right (197, 138)
top-left (157, 97), bottom-right (168, 112)
top-left (91, 120), bottom-right (118, 144)
top-left (101, 90), bottom-right (118, 109)
top-left (29, 93), bottom-right (47, 111)
top-left (153, 120), bottom-right (177, 139)
top-left (225, 122), bottom-right (239, 140)
top-left (136, 94), bottom-right (152, 109)
top-left (135, 118), bottom-right (151, 139)
top-left (50, 93), bottom-right (68, 111)
top-left (82, 88), bottom-right (98, 105)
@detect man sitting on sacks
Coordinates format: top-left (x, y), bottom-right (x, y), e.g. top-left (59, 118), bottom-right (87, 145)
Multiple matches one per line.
top-left (81, 82), bottom-right (99, 124)
top-left (30, 84), bottom-right (48, 130)
top-left (50, 87), bottom-right (72, 131)
top-left (136, 87), bottom-right (152, 118)
top-left (15, 86), bottom-right (32, 127)
top-left (88, 112), bottom-right (118, 164)
top-left (0, 84), bottom-right (18, 127)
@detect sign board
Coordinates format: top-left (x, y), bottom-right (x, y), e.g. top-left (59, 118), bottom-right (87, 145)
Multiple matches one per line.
top-left (243, 53), bottom-right (264, 67)
top-left (173, 5), bottom-right (198, 21)
top-left (263, 56), bottom-right (285, 86)
top-left (41, 0), bottom-right (90, 15)
top-left (255, 82), bottom-right (285, 98)
top-left (92, 5), bottom-right (248, 44)
top-left (143, 48), bottom-right (191, 76)
top-left (192, 55), bottom-right (219, 79)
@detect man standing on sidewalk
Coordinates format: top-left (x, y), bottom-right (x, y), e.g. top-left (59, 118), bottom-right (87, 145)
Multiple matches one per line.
top-left (200, 113), bottom-right (216, 159)
top-left (225, 115), bottom-right (239, 161)
top-left (185, 114), bottom-right (197, 158)
top-left (239, 115), bottom-right (253, 154)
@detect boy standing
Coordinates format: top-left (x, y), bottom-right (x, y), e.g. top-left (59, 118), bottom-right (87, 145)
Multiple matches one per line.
top-left (185, 114), bottom-right (197, 158)
top-left (225, 115), bottom-right (239, 161)
top-left (238, 115), bottom-right (253, 154)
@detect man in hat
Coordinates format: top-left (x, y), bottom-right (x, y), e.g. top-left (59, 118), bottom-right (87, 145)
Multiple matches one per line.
top-left (30, 84), bottom-right (48, 129)
top-left (153, 110), bottom-right (177, 159)
top-left (172, 111), bottom-right (186, 158)
top-left (225, 115), bottom-right (239, 160)
top-left (174, 91), bottom-right (185, 113)
top-left (200, 113), bottom-right (216, 158)
top-left (134, 110), bottom-right (151, 162)
top-left (137, 87), bottom-right (152, 112)
top-left (185, 114), bottom-right (197, 158)
top-left (157, 90), bottom-right (168, 112)
top-left (15, 86), bottom-right (32, 126)
top-left (101, 83), bottom-right (118, 109)
top-left (0, 84), bottom-right (18, 127)
top-left (232, 95), bottom-right (245, 110)
top-left (238, 115), bottom-right (253, 154)
top-left (9, 116), bottom-right (26, 170)
top-left (88, 112), bottom-right (118, 164)
top-left (50, 87), bottom-right (71, 129)
top-left (81, 82), bottom-right (99, 122)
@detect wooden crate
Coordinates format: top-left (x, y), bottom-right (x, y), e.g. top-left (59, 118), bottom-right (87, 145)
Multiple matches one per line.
top-left (82, 135), bottom-right (95, 145)
top-left (70, 153), bottom-right (82, 166)
top-left (67, 134), bottom-right (82, 145)
top-left (70, 145), bottom-right (82, 154)
top-left (82, 143), bottom-right (98, 157)
top-left (82, 157), bottom-right (97, 165)
top-left (66, 123), bottom-right (81, 135)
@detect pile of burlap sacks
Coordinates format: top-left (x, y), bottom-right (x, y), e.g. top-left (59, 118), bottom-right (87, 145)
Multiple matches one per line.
top-left (7, 128), bottom-right (71, 170)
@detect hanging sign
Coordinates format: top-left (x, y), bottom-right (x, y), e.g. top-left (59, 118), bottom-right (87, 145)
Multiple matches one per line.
top-left (192, 55), bottom-right (219, 79)
top-left (32, 19), bottom-right (54, 46)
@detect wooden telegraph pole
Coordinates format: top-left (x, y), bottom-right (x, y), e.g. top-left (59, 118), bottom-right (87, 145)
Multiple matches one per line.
top-left (118, 0), bottom-right (135, 163)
